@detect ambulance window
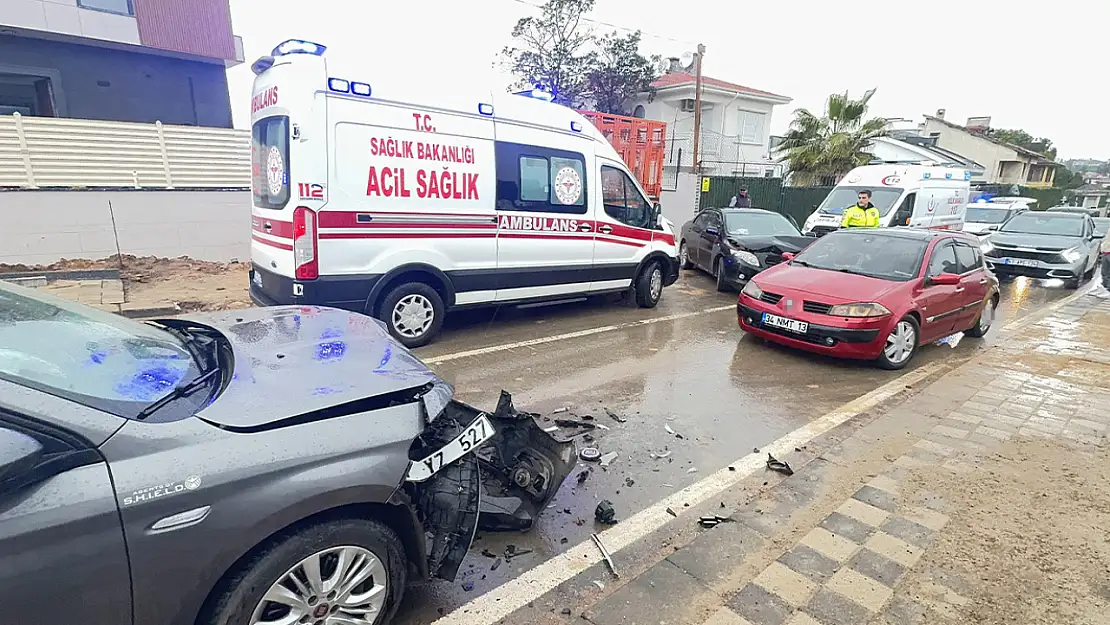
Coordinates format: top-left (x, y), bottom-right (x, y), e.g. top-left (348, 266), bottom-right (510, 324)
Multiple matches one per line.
top-left (601, 166), bottom-right (653, 230)
top-left (519, 157), bottom-right (549, 201)
top-left (495, 141), bottom-right (587, 215)
top-left (252, 116), bottom-right (290, 210)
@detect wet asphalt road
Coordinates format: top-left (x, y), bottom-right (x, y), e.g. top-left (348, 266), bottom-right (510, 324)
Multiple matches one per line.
top-left (393, 272), bottom-right (1075, 624)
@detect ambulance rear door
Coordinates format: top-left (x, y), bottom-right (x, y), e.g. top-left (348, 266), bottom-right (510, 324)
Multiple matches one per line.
top-left (249, 46), bottom-right (330, 304)
top-left (325, 87), bottom-right (498, 304)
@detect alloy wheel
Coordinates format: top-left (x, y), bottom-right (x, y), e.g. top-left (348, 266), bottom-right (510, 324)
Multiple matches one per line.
top-left (250, 546), bottom-right (388, 625)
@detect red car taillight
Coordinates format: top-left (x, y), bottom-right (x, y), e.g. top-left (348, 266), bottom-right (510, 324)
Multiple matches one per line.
top-left (292, 206), bottom-right (318, 280)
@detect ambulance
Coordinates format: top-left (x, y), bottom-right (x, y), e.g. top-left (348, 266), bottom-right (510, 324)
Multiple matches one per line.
top-left (247, 40), bottom-right (680, 347)
top-left (801, 164), bottom-right (972, 237)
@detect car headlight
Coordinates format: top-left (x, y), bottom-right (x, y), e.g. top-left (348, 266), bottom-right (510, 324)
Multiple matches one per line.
top-left (733, 250), bottom-right (760, 266)
top-left (979, 239), bottom-right (993, 254)
top-left (741, 280), bottom-right (763, 299)
top-left (827, 302), bottom-right (892, 318)
top-left (1061, 246), bottom-right (1083, 263)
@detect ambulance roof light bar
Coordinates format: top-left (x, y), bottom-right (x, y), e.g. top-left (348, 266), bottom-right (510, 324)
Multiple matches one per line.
top-left (514, 87), bottom-right (555, 102)
top-left (272, 39), bottom-right (327, 57)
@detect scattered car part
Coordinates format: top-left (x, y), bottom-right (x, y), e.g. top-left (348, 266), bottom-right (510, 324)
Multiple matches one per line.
top-left (604, 407), bottom-right (627, 423)
top-left (665, 424), bottom-right (677, 436)
top-left (594, 500), bottom-right (617, 525)
top-left (592, 533), bottom-right (619, 578)
top-left (592, 580), bottom-right (605, 590)
top-left (599, 451), bottom-right (619, 467)
top-left (766, 453), bottom-right (794, 476)
top-left (580, 447), bottom-right (602, 462)
top-left (698, 515), bottom-right (735, 528)
top-left (666, 507), bottom-right (678, 517)
top-left (555, 418), bottom-right (596, 430)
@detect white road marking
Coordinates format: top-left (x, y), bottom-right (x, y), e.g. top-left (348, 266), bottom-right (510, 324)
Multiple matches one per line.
top-left (425, 305), bottom-right (736, 364)
top-left (431, 360), bottom-right (950, 625)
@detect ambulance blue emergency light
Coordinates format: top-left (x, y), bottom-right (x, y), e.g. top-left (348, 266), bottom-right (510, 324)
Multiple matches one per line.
top-left (272, 39), bottom-right (327, 56)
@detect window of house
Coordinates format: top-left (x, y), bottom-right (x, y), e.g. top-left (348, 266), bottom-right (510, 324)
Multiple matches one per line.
top-left (737, 110), bottom-right (766, 144)
top-left (601, 165), bottom-right (654, 229)
top-left (495, 142), bottom-right (587, 214)
top-left (0, 73), bottom-right (56, 117)
top-left (77, 0), bottom-right (135, 16)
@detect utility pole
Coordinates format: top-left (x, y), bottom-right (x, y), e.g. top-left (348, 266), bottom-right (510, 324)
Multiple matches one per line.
top-left (690, 43), bottom-right (706, 176)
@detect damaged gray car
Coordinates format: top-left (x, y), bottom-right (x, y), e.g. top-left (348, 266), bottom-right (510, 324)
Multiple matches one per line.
top-left (0, 279), bottom-right (574, 625)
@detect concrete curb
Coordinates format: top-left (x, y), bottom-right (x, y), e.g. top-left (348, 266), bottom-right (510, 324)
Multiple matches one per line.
top-left (0, 268), bottom-right (121, 282)
top-left (113, 302), bottom-right (182, 319)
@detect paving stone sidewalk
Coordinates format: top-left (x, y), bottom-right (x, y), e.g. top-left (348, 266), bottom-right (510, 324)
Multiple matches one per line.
top-left (39, 278), bottom-right (179, 317)
top-left (579, 292), bottom-right (1110, 625)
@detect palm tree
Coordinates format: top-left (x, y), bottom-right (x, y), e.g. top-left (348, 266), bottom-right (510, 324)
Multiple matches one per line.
top-left (778, 89), bottom-right (887, 186)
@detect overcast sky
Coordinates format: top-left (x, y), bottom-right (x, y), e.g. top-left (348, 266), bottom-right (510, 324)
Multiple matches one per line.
top-left (227, 0), bottom-right (1107, 159)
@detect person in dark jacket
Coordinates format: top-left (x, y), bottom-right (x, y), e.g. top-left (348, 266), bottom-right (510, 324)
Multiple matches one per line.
top-left (729, 188), bottom-right (752, 208)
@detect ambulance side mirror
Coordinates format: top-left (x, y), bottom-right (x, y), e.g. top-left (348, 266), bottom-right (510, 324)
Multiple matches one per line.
top-left (653, 202), bottom-right (663, 227)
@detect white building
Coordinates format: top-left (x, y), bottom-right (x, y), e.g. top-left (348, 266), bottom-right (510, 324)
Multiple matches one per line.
top-left (630, 60), bottom-right (792, 178)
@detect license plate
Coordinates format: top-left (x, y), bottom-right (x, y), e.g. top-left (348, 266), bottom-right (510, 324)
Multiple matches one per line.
top-left (252, 271), bottom-right (263, 287)
top-left (1001, 257), bottom-right (1038, 268)
top-left (406, 414), bottom-right (495, 483)
top-left (762, 312), bottom-right (808, 334)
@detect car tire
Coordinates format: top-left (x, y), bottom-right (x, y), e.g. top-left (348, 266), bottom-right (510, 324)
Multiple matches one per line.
top-left (379, 281), bottom-right (445, 348)
top-left (202, 518), bottom-right (407, 625)
top-left (679, 241), bottom-right (695, 270)
top-left (634, 261), bottom-right (664, 308)
top-left (965, 296), bottom-right (997, 338)
top-left (875, 316), bottom-right (920, 371)
top-left (714, 258), bottom-right (730, 292)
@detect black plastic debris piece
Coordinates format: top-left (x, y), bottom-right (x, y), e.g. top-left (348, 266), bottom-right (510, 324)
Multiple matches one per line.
top-left (481, 548), bottom-right (497, 558)
top-left (766, 453), bottom-right (794, 476)
top-left (462, 582), bottom-right (474, 591)
top-left (491, 558), bottom-right (502, 571)
top-left (604, 407), bottom-right (627, 423)
top-left (503, 545), bottom-right (533, 561)
top-left (563, 507), bottom-right (572, 514)
top-left (753, 447), bottom-right (760, 454)
top-left (666, 507), bottom-right (678, 517)
top-left (560, 537), bottom-right (569, 544)
top-left (580, 414), bottom-right (595, 421)
top-left (595, 500), bottom-right (618, 525)
top-left (555, 418), bottom-right (596, 429)
top-left (728, 466), bottom-right (736, 471)
top-left (575, 518), bottom-right (586, 526)
top-left (583, 433), bottom-right (596, 443)
top-left (561, 608), bottom-right (572, 615)
top-left (624, 477), bottom-right (635, 487)
top-left (577, 469), bottom-right (591, 484)
top-left (698, 515), bottom-right (735, 529)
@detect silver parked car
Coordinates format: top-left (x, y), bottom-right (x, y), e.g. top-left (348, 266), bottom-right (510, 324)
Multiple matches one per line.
top-left (0, 280), bottom-right (571, 625)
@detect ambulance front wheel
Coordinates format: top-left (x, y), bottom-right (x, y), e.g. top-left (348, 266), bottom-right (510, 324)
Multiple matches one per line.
top-left (634, 261), bottom-right (664, 309)
top-left (378, 282), bottom-right (445, 348)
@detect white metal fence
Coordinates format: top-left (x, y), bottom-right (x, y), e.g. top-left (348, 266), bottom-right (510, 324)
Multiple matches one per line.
top-left (0, 113), bottom-right (251, 190)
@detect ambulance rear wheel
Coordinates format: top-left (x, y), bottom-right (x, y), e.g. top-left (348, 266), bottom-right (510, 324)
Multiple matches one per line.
top-left (634, 262), bottom-right (664, 309)
top-left (379, 282), bottom-right (445, 348)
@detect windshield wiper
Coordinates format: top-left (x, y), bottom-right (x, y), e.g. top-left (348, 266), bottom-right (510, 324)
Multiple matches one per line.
top-left (134, 368), bottom-right (221, 421)
top-left (791, 259), bottom-right (812, 267)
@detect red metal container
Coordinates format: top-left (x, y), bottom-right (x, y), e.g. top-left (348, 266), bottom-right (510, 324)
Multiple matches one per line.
top-left (578, 111), bottom-right (666, 200)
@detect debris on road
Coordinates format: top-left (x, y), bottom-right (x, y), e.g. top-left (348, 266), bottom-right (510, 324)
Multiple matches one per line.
top-left (592, 533), bottom-right (619, 578)
top-left (666, 507), bottom-right (678, 517)
top-left (599, 451), bottom-right (619, 467)
top-left (462, 582), bottom-right (474, 592)
top-left (561, 608), bottom-right (572, 615)
top-left (624, 477), bottom-right (635, 487)
top-left (580, 447), bottom-right (602, 462)
top-left (576, 469), bottom-right (591, 484)
top-left (592, 580), bottom-right (605, 590)
top-left (491, 558), bottom-right (502, 571)
top-left (554, 418), bottom-right (596, 430)
top-left (594, 500), bottom-right (618, 525)
top-left (552, 407), bottom-right (570, 414)
top-left (698, 515), bottom-right (735, 529)
top-left (503, 545), bottom-right (533, 561)
top-left (650, 449), bottom-right (672, 460)
top-left (687, 467), bottom-right (698, 474)
top-left (753, 447), bottom-right (760, 453)
top-left (481, 548), bottom-right (497, 558)
top-left (766, 453), bottom-right (794, 476)
top-left (604, 407), bottom-right (627, 423)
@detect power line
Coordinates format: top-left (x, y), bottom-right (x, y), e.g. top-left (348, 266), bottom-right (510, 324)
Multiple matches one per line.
top-left (506, 0), bottom-right (699, 47)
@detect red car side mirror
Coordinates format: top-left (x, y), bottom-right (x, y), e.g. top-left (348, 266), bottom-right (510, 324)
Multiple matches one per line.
top-left (782, 252), bottom-right (796, 261)
top-left (929, 273), bottom-right (960, 286)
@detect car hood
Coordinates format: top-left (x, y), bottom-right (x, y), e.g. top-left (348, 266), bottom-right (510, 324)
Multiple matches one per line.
top-left (963, 222), bottom-right (994, 235)
top-left (756, 264), bottom-right (900, 302)
top-left (727, 234), bottom-right (815, 256)
top-left (183, 306), bottom-right (440, 430)
top-left (990, 232), bottom-right (1083, 251)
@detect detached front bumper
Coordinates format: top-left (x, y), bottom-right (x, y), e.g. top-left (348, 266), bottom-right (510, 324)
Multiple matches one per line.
top-left (737, 300), bottom-right (887, 360)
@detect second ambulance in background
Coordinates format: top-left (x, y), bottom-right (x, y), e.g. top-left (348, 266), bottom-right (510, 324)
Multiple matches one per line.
top-left (802, 164), bottom-right (972, 236)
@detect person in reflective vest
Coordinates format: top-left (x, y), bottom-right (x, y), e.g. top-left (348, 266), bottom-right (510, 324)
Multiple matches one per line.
top-left (841, 190), bottom-right (881, 228)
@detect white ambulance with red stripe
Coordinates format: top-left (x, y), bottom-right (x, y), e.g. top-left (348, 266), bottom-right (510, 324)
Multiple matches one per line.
top-left (248, 39), bottom-right (680, 347)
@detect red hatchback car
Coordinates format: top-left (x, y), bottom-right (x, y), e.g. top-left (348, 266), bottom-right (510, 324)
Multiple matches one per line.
top-left (737, 228), bottom-right (1000, 369)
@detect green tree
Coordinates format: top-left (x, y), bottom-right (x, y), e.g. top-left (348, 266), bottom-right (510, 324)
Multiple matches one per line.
top-left (987, 128), bottom-right (1057, 160)
top-left (583, 31), bottom-right (660, 115)
top-left (778, 89), bottom-right (888, 186)
top-left (501, 0), bottom-right (596, 108)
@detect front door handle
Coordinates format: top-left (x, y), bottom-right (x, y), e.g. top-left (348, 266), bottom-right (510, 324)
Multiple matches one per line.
top-left (955, 287), bottom-right (965, 292)
top-left (577, 224), bottom-right (593, 232)
top-left (598, 225), bottom-right (613, 234)
top-left (978, 278), bottom-right (988, 284)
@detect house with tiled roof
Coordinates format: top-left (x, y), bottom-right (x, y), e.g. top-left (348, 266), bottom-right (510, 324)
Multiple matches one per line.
top-left (921, 112), bottom-right (1061, 187)
top-left (628, 59), bottom-right (792, 179)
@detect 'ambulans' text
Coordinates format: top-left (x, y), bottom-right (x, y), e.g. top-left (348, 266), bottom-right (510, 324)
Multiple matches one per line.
top-left (252, 87), bottom-right (279, 114)
top-left (498, 216), bottom-right (581, 232)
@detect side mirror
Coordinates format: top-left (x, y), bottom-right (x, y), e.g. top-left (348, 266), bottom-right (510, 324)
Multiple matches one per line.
top-left (928, 272), bottom-right (960, 286)
top-left (987, 225), bottom-right (999, 231)
top-left (0, 428), bottom-right (44, 485)
top-left (653, 202), bottom-right (663, 227)
top-left (781, 252), bottom-right (796, 262)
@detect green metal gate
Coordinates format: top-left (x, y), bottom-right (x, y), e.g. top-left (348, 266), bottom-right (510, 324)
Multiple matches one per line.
top-left (698, 176), bottom-right (834, 227)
